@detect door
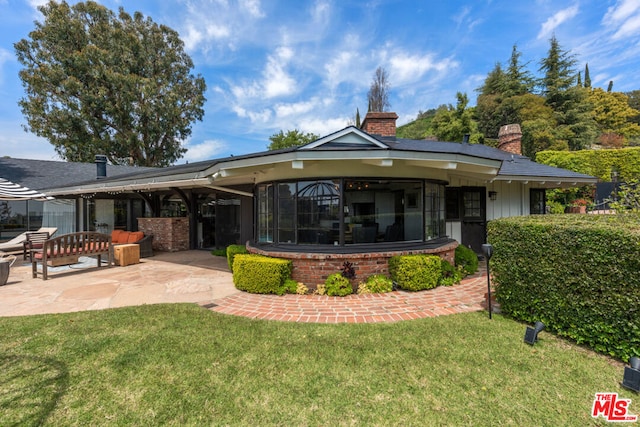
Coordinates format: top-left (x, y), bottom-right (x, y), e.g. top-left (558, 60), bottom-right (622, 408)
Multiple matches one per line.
top-left (460, 187), bottom-right (486, 254)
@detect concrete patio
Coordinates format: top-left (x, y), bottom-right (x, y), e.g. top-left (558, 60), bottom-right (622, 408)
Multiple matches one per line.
top-left (0, 250), bottom-right (491, 322)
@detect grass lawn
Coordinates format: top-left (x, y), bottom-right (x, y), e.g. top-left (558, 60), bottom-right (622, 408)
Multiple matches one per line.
top-left (0, 304), bottom-right (632, 426)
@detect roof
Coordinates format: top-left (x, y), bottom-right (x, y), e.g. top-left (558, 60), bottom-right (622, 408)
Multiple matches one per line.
top-left (0, 157), bottom-right (155, 191)
top-left (39, 126), bottom-right (598, 196)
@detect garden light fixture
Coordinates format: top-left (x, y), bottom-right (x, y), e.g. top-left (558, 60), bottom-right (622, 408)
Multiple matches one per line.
top-left (524, 321), bottom-right (545, 345)
top-left (622, 356), bottom-right (640, 392)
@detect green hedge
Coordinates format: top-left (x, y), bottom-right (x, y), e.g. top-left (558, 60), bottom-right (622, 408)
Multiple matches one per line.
top-left (487, 214), bottom-right (640, 360)
top-left (536, 147), bottom-right (640, 182)
top-left (226, 244), bottom-right (248, 270)
top-left (388, 254), bottom-right (441, 291)
top-left (324, 273), bottom-right (353, 297)
top-left (454, 244), bottom-right (478, 276)
top-left (232, 254), bottom-right (292, 295)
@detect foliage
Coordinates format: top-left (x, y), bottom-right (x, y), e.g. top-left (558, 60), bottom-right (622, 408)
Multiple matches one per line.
top-left (488, 214), bottom-right (640, 361)
top-left (454, 244), bottom-right (479, 276)
top-left (367, 66), bottom-right (391, 112)
top-left (211, 248), bottom-right (226, 257)
top-left (15, 1), bottom-right (206, 167)
top-left (388, 254), bottom-right (441, 291)
top-left (0, 306), bottom-right (629, 426)
top-left (226, 244), bottom-right (248, 270)
top-left (357, 274), bottom-right (394, 294)
top-left (439, 260), bottom-right (462, 287)
top-left (283, 278), bottom-right (299, 294)
top-left (431, 92), bottom-right (483, 143)
top-left (609, 180), bottom-right (640, 212)
top-left (396, 109), bottom-right (436, 140)
top-left (589, 88), bottom-right (640, 144)
top-left (232, 254), bottom-right (292, 295)
top-left (267, 129), bottom-right (319, 150)
top-left (341, 261), bottom-right (356, 280)
top-left (324, 272), bottom-right (353, 296)
top-left (536, 146), bottom-right (640, 182)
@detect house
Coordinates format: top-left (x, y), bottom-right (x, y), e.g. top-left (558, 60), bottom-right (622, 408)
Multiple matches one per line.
top-left (36, 112), bottom-right (597, 285)
top-left (0, 156), bottom-right (152, 240)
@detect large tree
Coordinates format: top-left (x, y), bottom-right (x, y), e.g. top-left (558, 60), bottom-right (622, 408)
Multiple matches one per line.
top-left (367, 66), bottom-right (391, 112)
top-left (268, 129), bottom-right (319, 150)
top-left (431, 92), bottom-right (482, 143)
top-left (15, 1), bottom-right (206, 167)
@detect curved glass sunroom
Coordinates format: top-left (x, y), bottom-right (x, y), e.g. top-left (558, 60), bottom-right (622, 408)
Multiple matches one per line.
top-left (256, 178), bottom-right (446, 246)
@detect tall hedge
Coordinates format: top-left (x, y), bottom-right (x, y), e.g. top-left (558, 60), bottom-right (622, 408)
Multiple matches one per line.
top-left (536, 147), bottom-right (640, 182)
top-left (487, 214), bottom-right (640, 360)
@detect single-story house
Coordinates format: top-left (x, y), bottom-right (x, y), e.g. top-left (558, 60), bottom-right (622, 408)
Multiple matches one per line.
top-left (31, 112), bottom-right (596, 285)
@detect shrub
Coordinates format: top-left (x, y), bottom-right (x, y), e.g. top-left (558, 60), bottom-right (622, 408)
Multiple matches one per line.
top-left (232, 254), bottom-right (292, 295)
top-left (488, 214), bottom-right (640, 361)
top-left (440, 260), bottom-right (462, 286)
top-left (454, 244), bottom-right (478, 276)
top-left (295, 282), bottom-right (309, 295)
top-left (388, 254), bottom-right (441, 291)
top-left (226, 244), bottom-right (248, 270)
top-left (210, 248), bottom-right (226, 257)
top-left (324, 273), bottom-right (353, 296)
top-left (357, 274), bottom-right (393, 294)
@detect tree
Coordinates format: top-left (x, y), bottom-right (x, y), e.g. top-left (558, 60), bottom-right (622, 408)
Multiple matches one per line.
top-left (589, 88), bottom-right (640, 144)
top-left (584, 63), bottom-right (591, 88)
top-left (431, 92), bottom-right (482, 143)
top-left (538, 37), bottom-right (597, 150)
top-left (268, 129), bottom-right (319, 150)
top-left (367, 66), bottom-right (391, 112)
top-left (15, 1), bottom-right (206, 167)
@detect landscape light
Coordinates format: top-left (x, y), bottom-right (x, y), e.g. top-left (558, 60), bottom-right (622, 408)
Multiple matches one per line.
top-left (524, 321), bottom-right (545, 345)
top-left (481, 243), bottom-right (493, 320)
top-left (622, 356), bottom-right (640, 392)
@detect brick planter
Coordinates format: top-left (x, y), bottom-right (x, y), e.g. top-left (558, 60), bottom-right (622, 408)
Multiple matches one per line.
top-left (247, 241), bottom-right (458, 290)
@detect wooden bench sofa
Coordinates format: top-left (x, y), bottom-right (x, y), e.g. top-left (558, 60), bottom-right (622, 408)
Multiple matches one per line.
top-left (31, 232), bottom-right (113, 280)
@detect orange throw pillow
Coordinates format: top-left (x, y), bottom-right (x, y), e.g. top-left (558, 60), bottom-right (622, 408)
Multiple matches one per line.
top-left (127, 231), bottom-right (144, 243)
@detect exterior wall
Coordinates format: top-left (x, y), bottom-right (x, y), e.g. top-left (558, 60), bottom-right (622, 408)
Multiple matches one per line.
top-left (138, 217), bottom-right (189, 252)
top-left (248, 241), bottom-right (458, 289)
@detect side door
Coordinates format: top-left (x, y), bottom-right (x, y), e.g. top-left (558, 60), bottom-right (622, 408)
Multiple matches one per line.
top-left (460, 187), bottom-right (486, 254)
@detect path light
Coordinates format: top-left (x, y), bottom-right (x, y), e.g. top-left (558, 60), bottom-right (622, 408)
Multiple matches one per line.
top-left (524, 321), bottom-right (545, 345)
top-left (481, 243), bottom-right (493, 320)
top-left (622, 356), bottom-right (640, 392)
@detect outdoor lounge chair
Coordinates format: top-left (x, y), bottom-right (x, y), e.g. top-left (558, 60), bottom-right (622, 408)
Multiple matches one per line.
top-left (0, 227), bottom-right (57, 254)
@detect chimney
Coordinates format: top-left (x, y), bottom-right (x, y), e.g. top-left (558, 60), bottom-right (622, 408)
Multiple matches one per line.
top-left (361, 112), bottom-right (398, 137)
top-left (95, 154), bottom-right (107, 179)
top-left (497, 124), bottom-right (522, 155)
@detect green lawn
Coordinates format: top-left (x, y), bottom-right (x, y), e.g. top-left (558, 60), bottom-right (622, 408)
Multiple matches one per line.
top-left (0, 304), bottom-right (632, 426)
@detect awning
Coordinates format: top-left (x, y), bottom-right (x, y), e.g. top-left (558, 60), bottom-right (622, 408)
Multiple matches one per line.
top-left (0, 178), bottom-right (53, 201)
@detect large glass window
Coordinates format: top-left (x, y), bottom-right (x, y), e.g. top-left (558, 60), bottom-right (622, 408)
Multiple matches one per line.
top-left (257, 178), bottom-right (446, 245)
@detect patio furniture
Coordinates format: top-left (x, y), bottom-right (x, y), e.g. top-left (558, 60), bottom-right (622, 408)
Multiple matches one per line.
top-left (0, 253), bottom-right (17, 286)
top-left (31, 231), bottom-right (113, 280)
top-left (111, 230), bottom-right (153, 258)
top-left (0, 227), bottom-right (57, 254)
top-left (23, 231), bottom-right (53, 260)
top-left (113, 243), bottom-right (140, 266)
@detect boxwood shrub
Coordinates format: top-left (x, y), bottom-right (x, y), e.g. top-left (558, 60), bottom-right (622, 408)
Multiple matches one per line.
top-left (232, 254), bottom-right (292, 295)
top-left (488, 214), bottom-right (640, 361)
top-left (358, 274), bottom-right (394, 294)
top-left (454, 244), bottom-right (478, 276)
top-left (324, 273), bottom-right (353, 296)
top-left (388, 254), bottom-right (441, 291)
top-left (226, 244), bottom-right (248, 270)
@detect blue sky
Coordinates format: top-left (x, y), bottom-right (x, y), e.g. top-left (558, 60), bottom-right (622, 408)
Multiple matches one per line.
top-left (1, 0), bottom-right (639, 164)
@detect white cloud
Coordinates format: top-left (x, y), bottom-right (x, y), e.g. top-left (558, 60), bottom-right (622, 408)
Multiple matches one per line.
top-left (183, 139), bottom-right (227, 162)
top-left (603, 0), bottom-right (640, 40)
top-left (389, 52), bottom-right (459, 84)
top-left (262, 47), bottom-right (298, 98)
top-left (240, 0), bottom-right (264, 18)
top-left (274, 99), bottom-right (316, 118)
top-left (537, 4), bottom-right (580, 40)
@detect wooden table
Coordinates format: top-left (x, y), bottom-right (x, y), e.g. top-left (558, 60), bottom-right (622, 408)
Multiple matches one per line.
top-left (113, 244), bottom-right (140, 266)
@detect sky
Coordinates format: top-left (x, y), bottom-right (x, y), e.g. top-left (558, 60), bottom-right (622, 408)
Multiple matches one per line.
top-left (0, 0), bottom-right (639, 164)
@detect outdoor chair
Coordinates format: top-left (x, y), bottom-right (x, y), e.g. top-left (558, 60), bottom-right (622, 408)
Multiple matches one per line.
top-left (23, 231), bottom-right (52, 260)
top-left (0, 227), bottom-right (57, 254)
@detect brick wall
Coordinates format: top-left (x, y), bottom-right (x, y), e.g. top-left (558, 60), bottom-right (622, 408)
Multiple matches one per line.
top-left (361, 112), bottom-right (398, 137)
top-left (138, 217), bottom-right (189, 252)
top-left (248, 241), bottom-right (458, 289)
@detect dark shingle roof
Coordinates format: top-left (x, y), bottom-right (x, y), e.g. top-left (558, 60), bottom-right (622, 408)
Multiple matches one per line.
top-left (0, 157), bottom-right (155, 191)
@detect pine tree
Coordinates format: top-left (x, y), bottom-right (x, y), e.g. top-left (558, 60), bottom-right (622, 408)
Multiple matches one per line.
top-left (584, 63), bottom-right (591, 88)
top-left (577, 72), bottom-right (582, 87)
top-left (355, 108), bottom-right (361, 128)
top-left (608, 81), bottom-right (614, 92)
